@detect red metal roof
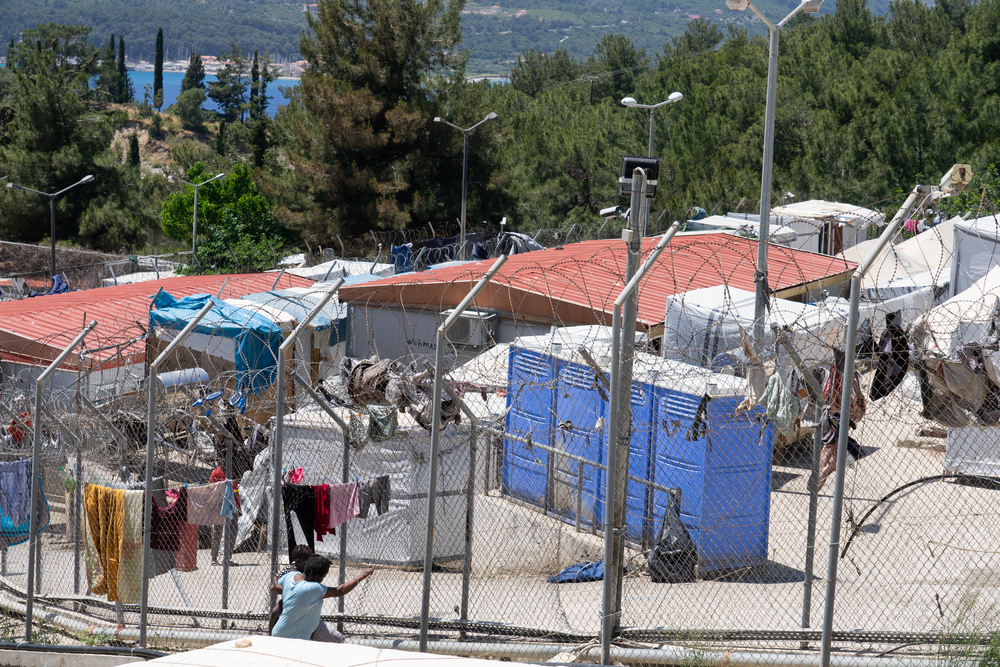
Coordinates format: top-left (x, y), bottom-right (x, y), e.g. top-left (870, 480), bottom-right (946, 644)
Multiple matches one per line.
top-left (340, 235), bottom-right (856, 327)
top-left (0, 273), bottom-right (313, 370)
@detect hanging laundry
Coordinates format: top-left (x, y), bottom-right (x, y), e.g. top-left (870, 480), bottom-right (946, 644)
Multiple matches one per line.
top-left (329, 482), bottom-right (360, 528)
top-left (151, 486), bottom-right (188, 553)
top-left (210, 465), bottom-right (241, 514)
top-left (366, 406), bottom-right (398, 442)
top-left (0, 458), bottom-right (33, 525)
top-left (870, 312), bottom-right (911, 401)
top-left (823, 352), bottom-right (867, 423)
top-left (0, 474), bottom-right (48, 549)
top-left (357, 476), bottom-right (391, 518)
top-left (221, 481), bottom-right (239, 520)
top-left (175, 521), bottom-right (198, 572)
top-left (187, 481), bottom-right (229, 526)
top-left (817, 408), bottom-right (863, 490)
top-left (84, 484), bottom-right (125, 602)
top-left (282, 483), bottom-right (316, 557)
top-left (314, 484), bottom-right (331, 540)
top-left (284, 467), bottom-right (305, 485)
top-left (757, 373), bottom-right (799, 439)
top-left (118, 490), bottom-right (144, 604)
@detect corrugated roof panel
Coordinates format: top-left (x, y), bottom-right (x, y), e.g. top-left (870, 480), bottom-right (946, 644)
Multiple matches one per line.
top-left (0, 273), bottom-right (314, 369)
top-left (339, 235), bottom-right (856, 326)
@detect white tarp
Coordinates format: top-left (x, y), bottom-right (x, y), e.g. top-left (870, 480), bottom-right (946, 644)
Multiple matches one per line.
top-left (913, 265), bottom-right (1000, 357)
top-left (839, 218), bottom-right (957, 300)
top-left (271, 259), bottom-right (394, 282)
top-left (660, 286), bottom-right (847, 368)
top-left (236, 402), bottom-right (496, 566)
top-left (950, 215), bottom-right (1000, 297)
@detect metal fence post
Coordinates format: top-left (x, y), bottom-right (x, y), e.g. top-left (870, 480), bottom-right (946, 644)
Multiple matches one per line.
top-left (24, 319), bottom-right (96, 641)
top-left (141, 300), bottom-right (214, 647)
top-left (819, 185), bottom-right (927, 667)
top-left (602, 216), bottom-right (679, 664)
top-left (269, 280), bottom-right (344, 610)
top-left (419, 255), bottom-right (507, 652)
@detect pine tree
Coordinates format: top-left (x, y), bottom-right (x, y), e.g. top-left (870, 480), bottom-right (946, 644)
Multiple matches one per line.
top-left (128, 132), bottom-right (140, 168)
top-left (6, 39), bottom-right (12, 68)
top-left (250, 51), bottom-right (259, 119)
top-left (180, 53), bottom-right (205, 93)
top-left (215, 121), bottom-right (226, 155)
top-left (153, 28), bottom-right (164, 110)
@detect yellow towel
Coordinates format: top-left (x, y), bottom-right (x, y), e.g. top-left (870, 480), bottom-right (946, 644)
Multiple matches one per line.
top-left (118, 490), bottom-right (144, 604)
top-left (84, 484), bottom-right (125, 602)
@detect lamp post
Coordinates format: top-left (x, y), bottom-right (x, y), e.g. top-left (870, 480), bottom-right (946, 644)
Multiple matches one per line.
top-left (620, 91), bottom-right (683, 235)
top-left (726, 0), bottom-right (822, 350)
top-left (7, 175), bottom-right (95, 288)
top-left (168, 172), bottom-right (226, 258)
top-left (433, 112), bottom-right (498, 259)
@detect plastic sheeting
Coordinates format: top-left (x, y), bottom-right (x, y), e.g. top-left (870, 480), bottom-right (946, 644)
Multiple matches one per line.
top-left (913, 266), bottom-right (1000, 357)
top-left (236, 403), bottom-right (496, 566)
top-left (150, 292), bottom-right (283, 393)
top-left (950, 215), bottom-right (1000, 297)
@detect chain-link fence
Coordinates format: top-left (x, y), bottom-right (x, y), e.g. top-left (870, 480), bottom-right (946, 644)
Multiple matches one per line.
top-left (4, 188), bottom-right (1000, 666)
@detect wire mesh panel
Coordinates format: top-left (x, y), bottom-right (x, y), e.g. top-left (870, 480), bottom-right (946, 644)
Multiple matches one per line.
top-left (6, 201), bottom-right (1000, 665)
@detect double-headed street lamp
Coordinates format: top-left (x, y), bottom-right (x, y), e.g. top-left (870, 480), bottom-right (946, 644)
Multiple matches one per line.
top-left (6, 175), bottom-right (95, 288)
top-left (726, 0), bottom-right (822, 350)
top-left (620, 91), bottom-right (684, 235)
top-left (434, 112), bottom-right (498, 260)
top-left (168, 172), bottom-right (226, 257)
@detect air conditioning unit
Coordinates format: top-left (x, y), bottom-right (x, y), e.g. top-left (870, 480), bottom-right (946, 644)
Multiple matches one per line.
top-left (441, 309), bottom-right (498, 347)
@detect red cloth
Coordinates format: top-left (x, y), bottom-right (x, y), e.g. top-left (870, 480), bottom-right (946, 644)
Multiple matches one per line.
top-left (9, 412), bottom-right (31, 446)
top-left (150, 487), bottom-right (188, 552)
top-left (175, 521), bottom-right (198, 572)
top-left (314, 484), bottom-right (332, 540)
top-left (210, 466), bottom-right (240, 509)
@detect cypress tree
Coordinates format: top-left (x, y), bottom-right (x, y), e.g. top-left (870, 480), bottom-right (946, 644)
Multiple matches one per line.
top-left (215, 121), bottom-right (226, 155)
top-left (153, 28), bottom-right (164, 110)
top-left (117, 35), bottom-right (134, 102)
top-left (6, 39), bottom-right (12, 68)
top-left (180, 53), bottom-right (205, 92)
top-left (250, 51), bottom-right (259, 120)
top-left (128, 132), bottom-right (140, 168)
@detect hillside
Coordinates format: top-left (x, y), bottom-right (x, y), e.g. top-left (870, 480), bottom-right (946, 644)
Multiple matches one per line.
top-left (3, 0), bottom-right (871, 75)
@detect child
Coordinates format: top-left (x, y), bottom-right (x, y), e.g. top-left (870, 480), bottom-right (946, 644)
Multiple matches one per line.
top-left (270, 555), bottom-right (374, 642)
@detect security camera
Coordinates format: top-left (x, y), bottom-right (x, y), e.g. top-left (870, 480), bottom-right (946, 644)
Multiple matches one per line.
top-left (600, 206), bottom-right (622, 219)
top-left (940, 164), bottom-right (973, 194)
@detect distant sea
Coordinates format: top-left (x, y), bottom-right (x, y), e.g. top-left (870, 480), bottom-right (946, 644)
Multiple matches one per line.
top-left (128, 69), bottom-right (289, 118)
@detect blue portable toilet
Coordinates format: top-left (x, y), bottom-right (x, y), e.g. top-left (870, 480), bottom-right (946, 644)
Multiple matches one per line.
top-left (504, 347), bottom-right (555, 509)
top-left (505, 326), bottom-right (658, 533)
top-left (647, 359), bottom-right (773, 574)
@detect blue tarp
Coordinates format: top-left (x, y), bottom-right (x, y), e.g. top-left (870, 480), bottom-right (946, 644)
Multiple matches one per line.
top-left (547, 561), bottom-right (605, 583)
top-left (150, 292), bottom-right (283, 393)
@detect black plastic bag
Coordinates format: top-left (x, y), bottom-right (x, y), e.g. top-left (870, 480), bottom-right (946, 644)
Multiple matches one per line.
top-left (870, 312), bottom-right (910, 401)
top-left (648, 491), bottom-right (697, 583)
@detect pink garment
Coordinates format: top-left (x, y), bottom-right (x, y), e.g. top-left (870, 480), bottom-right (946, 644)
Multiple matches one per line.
top-left (186, 481), bottom-right (227, 526)
top-left (328, 482), bottom-right (360, 529)
top-left (284, 467), bottom-right (305, 484)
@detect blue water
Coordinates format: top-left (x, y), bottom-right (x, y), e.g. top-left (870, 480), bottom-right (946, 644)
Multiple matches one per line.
top-left (128, 69), bottom-right (289, 118)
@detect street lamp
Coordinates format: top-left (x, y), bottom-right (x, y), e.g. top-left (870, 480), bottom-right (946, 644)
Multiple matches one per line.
top-left (434, 112), bottom-right (498, 260)
top-left (726, 0), bottom-right (822, 351)
top-left (620, 91), bottom-right (683, 234)
top-left (168, 172), bottom-right (226, 257)
top-left (6, 175), bottom-right (95, 288)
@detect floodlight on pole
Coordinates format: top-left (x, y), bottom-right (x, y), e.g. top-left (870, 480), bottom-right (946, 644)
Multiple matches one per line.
top-left (724, 0), bottom-right (823, 353)
top-left (619, 92), bottom-right (683, 234)
top-left (168, 172), bottom-right (226, 259)
top-left (6, 175), bottom-right (96, 287)
top-left (434, 112), bottom-right (498, 259)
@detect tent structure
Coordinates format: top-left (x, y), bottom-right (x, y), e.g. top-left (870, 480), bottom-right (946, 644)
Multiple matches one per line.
top-left (949, 215), bottom-right (1000, 297)
top-left (270, 259), bottom-right (394, 282)
top-left (149, 292), bottom-right (284, 393)
top-left (839, 218), bottom-right (958, 300)
top-left (660, 286), bottom-right (848, 368)
top-left (236, 398), bottom-right (504, 566)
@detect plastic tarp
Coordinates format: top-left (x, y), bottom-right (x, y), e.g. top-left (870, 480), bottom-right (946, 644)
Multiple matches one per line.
top-left (950, 215), bottom-right (1000, 297)
top-left (235, 403), bottom-right (494, 566)
top-left (771, 199), bottom-right (885, 227)
top-left (839, 218), bottom-right (957, 300)
top-left (913, 265), bottom-right (1000, 357)
top-left (272, 259), bottom-right (394, 281)
top-left (660, 286), bottom-right (848, 368)
top-left (238, 288), bottom-right (347, 347)
top-left (149, 292), bottom-right (283, 392)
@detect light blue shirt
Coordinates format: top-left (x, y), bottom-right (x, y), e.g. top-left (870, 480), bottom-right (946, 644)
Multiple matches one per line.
top-left (272, 571), bottom-right (327, 640)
